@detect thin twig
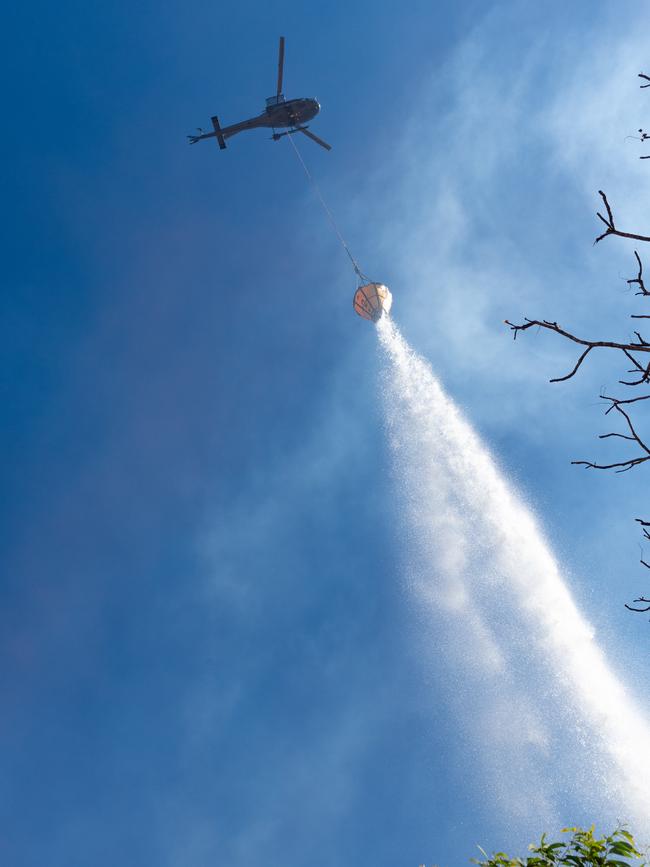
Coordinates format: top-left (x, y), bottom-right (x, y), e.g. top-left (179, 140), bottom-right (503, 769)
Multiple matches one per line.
top-left (504, 318), bottom-right (650, 382)
top-left (627, 251), bottom-right (649, 296)
top-left (594, 191), bottom-right (650, 244)
top-left (572, 399), bottom-right (650, 472)
top-left (625, 598), bottom-right (650, 612)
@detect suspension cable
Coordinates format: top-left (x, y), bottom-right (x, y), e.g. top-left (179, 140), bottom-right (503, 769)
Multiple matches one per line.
top-left (287, 133), bottom-right (366, 282)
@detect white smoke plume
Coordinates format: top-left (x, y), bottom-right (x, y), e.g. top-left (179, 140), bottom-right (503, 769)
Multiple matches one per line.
top-left (378, 315), bottom-right (650, 835)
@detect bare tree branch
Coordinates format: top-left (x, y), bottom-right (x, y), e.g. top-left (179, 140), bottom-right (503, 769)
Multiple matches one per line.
top-left (624, 520), bottom-right (650, 611)
top-left (625, 598), bottom-right (650, 612)
top-left (504, 318), bottom-right (650, 382)
top-left (639, 72), bottom-right (650, 88)
top-left (627, 250), bottom-right (649, 296)
top-left (599, 432), bottom-right (637, 441)
top-left (636, 128), bottom-right (650, 159)
top-left (619, 355), bottom-right (650, 385)
top-left (572, 456), bottom-right (649, 472)
top-left (594, 191), bottom-right (650, 244)
top-left (637, 518), bottom-right (650, 542)
top-left (571, 397), bottom-right (650, 472)
top-left (625, 128), bottom-right (650, 158)
top-left (604, 394), bottom-right (650, 410)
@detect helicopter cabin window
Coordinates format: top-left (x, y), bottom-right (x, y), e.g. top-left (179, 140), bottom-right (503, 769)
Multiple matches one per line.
top-left (266, 95), bottom-right (286, 108)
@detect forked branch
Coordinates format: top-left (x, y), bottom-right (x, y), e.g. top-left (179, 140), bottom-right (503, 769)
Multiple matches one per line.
top-left (637, 518), bottom-right (650, 541)
top-left (627, 250), bottom-right (649, 297)
top-left (628, 251), bottom-right (650, 316)
top-left (572, 396), bottom-right (650, 472)
top-left (625, 519), bottom-right (650, 611)
top-left (504, 318), bottom-right (650, 382)
top-left (635, 128), bottom-right (650, 160)
top-left (626, 597), bottom-right (650, 612)
top-left (595, 191), bottom-right (650, 244)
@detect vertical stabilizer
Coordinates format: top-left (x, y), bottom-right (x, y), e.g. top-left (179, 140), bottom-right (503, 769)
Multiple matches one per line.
top-left (211, 116), bottom-right (226, 150)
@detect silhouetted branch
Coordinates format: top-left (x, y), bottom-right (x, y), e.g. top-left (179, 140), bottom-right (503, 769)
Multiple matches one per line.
top-left (633, 128), bottom-right (650, 159)
top-left (619, 354), bottom-right (650, 386)
top-left (625, 520), bottom-right (650, 612)
top-left (639, 72), bottom-right (650, 88)
top-left (626, 598), bottom-right (650, 612)
top-left (637, 518), bottom-right (650, 541)
top-left (604, 394), bottom-right (650, 410)
top-left (627, 251), bottom-right (648, 297)
top-left (625, 128), bottom-right (650, 159)
top-left (595, 191), bottom-right (650, 244)
top-left (572, 456), bottom-right (649, 472)
top-left (571, 396), bottom-right (650, 472)
top-left (504, 318), bottom-right (650, 382)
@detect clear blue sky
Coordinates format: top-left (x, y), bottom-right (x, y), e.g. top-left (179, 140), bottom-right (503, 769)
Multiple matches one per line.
top-left (2, 1), bottom-right (650, 864)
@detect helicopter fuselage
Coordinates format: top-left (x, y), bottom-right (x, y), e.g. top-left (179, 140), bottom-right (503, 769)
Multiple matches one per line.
top-left (262, 97), bottom-right (320, 129)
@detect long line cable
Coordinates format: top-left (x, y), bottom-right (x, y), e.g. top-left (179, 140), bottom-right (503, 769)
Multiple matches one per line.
top-left (287, 133), bottom-right (366, 282)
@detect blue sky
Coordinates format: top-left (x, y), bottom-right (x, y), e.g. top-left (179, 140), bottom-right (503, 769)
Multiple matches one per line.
top-left (3, 1), bottom-right (650, 864)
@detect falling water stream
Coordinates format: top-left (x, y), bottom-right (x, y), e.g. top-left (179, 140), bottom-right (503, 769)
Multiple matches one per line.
top-left (377, 316), bottom-right (650, 833)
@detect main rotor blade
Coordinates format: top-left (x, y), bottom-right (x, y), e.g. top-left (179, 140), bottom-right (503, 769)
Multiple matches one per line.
top-left (277, 36), bottom-right (285, 96)
top-left (299, 127), bottom-right (332, 151)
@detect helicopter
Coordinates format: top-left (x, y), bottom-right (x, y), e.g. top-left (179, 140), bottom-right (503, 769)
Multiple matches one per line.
top-left (188, 37), bottom-right (332, 151)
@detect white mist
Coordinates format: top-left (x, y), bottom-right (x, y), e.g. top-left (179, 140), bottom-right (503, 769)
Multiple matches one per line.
top-left (378, 316), bottom-right (650, 834)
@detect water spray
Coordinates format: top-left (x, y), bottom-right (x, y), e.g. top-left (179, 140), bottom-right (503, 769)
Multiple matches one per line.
top-left (377, 315), bottom-right (650, 834)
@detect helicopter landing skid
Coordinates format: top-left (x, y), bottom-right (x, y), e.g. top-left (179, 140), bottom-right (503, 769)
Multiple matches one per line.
top-left (271, 126), bottom-right (309, 141)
